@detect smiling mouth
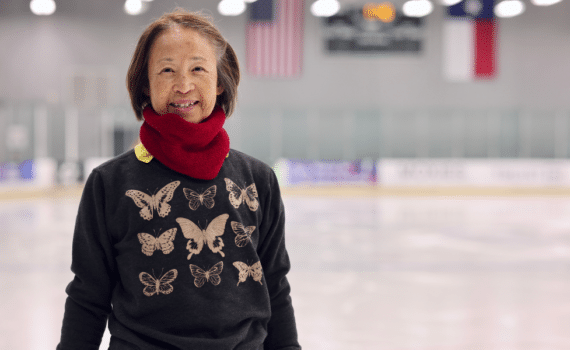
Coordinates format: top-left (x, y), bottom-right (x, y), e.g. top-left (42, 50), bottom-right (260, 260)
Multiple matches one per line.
top-left (170, 101), bottom-right (198, 108)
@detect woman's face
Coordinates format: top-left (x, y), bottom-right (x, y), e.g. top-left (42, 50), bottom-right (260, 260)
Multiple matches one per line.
top-left (146, 26), bottom-right (223, 123)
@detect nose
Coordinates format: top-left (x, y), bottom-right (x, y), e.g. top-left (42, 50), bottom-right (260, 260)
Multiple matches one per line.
top-left (174, 73), bottom-right (195, 94)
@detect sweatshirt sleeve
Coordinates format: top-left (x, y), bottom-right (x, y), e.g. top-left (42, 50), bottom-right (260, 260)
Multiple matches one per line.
top-left (57, 169), bottom-right (116, 350)
top-left (258, 169), bottom-right (301, 350)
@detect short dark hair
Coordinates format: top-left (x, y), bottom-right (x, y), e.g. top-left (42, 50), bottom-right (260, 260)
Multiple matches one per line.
top-left (126, 8), bottom-right (240, 120)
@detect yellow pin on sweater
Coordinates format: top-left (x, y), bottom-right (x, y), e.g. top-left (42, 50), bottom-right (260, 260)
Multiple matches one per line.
top-left (135, 143), bottom-right (154, 163)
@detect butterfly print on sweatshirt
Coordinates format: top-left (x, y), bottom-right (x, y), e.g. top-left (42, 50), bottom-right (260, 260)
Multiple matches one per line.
top-left (139, 269), bottom-right (178, 296)
top-left (183, 185), bottom-right (216, 210)
top-left (231, 221), bottom-right (256, 248)
top-left (189, 262), bottom-right (223, 288)
top-left (137, 228), bottom-right (177, 256)
top-left (176, 214), bottom-right (229, 260)
top-left (233, 261), bottom-right (263, 286)
top-left (126, 181), bottom-right (180, 220)
top-left (224, 178), bottom-right (259, 211)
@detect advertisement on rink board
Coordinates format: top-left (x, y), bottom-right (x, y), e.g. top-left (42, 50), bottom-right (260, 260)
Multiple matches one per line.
top-left (3, 158), bottom-right (570, 190)
top-left (377, 159), bottom-right (570, 187)
top-left (273, 158), bottom-right (378, 187)
top-left (275, 158), bottom-right (570, 188)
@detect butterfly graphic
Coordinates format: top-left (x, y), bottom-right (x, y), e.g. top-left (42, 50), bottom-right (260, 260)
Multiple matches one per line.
top-left (224, 178), bottom-right (259, 211)
top-left (231, 221), bottom-right (256, 248)
top-left (233, 261), bottom-right (263, 286)
top-left (189, 261), bottom-right (223, 288)
top-left (139, 269), bottom-right (178, 296)
top-left (176, 214), bottom-right (229, 260)
top-left (183, 185), bottom-right (216, 210)
top-left (137, 228), bottom-right (177, 256)
top-left (126, 181), bottom-right (180, 221)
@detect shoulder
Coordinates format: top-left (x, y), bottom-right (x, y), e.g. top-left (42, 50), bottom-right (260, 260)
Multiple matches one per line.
top-left (223, 149), bottom-right (282, 195)
top-left (226, 149), bottom-right (277, 181)
top-left (86, 149), bottom-right (140, 183)
top-left (227, 149), bottom-right (272, 171)
top-left (93, 149), bottom-right (134, 170)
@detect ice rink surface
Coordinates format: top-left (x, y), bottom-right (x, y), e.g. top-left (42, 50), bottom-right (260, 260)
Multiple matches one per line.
top-left (1, 190), bottom-right (570, 349)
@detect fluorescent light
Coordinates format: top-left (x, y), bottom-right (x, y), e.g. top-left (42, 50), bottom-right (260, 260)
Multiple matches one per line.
top-left (530, 0), bottom-right (562, 5)
top-left (30, 0), bottom-right (56, 16)
top-left (124, 0), bottom-right (143, 15)
top-left (402, 0), bottom-right (434, 17)
top-left (494, 0), bottom-right (525, 17)
top-left (440, 0), bottom-right (463, 5)
top-left (218, 0), bottom-right (247, 16)
top-left (310, 0), bottom-right (341, 17)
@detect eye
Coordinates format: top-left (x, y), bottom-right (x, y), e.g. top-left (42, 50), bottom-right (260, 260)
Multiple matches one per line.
top-left (160, 68), bottom-right (174, 74)
top-left (193, 66), bottom-right (205, 72)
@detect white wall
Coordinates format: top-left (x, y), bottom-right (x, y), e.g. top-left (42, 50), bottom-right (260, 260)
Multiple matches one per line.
top-left (1, 0), bottom-right (569, 109)
top-left (1, 0), bottom-right (569, 163)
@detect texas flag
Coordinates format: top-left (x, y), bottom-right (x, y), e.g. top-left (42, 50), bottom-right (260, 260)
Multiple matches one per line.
top-left (442, 0), bottom-right (497, 81)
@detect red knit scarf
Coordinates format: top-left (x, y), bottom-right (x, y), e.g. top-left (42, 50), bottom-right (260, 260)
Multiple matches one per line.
top-left (139, 106), bottom-right (230, 180)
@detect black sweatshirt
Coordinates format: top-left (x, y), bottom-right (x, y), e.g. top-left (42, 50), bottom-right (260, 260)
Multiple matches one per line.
top-left (57, 148), bottom-right (300, 350)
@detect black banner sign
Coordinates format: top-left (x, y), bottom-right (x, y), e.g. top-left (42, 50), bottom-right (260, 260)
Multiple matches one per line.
top-left (324, 6), bottom-right (424, 54)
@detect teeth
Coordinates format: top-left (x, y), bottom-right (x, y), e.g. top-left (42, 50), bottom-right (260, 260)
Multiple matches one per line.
top-left (171, 101), bottom-right (197, 108)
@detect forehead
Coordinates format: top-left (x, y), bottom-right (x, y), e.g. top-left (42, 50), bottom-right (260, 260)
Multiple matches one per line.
top-left (149, 25), bottom-right (216, 61)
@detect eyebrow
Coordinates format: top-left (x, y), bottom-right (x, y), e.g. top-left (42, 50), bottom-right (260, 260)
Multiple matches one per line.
top-left (157, 56), bottom-right (207, 63)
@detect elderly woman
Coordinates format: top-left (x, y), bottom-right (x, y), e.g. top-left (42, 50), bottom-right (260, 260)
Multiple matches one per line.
top-left (57, 9), bottom-right (300, 350)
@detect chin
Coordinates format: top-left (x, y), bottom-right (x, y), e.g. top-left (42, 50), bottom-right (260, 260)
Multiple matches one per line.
top-left (182, 115), bottom-right (205, 124)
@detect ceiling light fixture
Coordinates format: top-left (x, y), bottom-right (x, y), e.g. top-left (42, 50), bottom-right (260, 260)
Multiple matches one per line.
top-left (218, 0), bottom-right (247, 16)
top-left (530, 0), bottom-right (562, 5)
top-left (311, 0), bottom-right (341, 17)
top-left (30, 0), bottom-right (56, 16)
top-left (439, 0), bottom-right (463, 5)
top-left (494, 0), bottom-right (525, 17)
top-left (402, 0), bottom-right (434, 17)
top-left (124, 0), bottom-right (144, 15)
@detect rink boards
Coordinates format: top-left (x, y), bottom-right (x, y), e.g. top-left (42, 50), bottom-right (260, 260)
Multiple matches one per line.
top-left (3, 157), bottom-right (570, 200)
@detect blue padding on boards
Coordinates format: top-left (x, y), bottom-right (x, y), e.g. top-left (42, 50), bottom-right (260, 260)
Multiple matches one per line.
top-left (19, 160), bottom-right (34, 180)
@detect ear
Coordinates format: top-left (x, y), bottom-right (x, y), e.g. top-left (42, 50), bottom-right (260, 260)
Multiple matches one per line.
top-left (143, 86), bottom-right (150, 96)
top-left (216, 84), bottom-right (224, 96)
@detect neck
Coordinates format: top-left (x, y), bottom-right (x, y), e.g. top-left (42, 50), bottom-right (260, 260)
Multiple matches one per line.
top-left (139, 106), bottom-right (230, 180)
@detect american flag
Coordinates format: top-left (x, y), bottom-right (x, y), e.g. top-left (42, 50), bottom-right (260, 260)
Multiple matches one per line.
top-left (442, 0), bottom-right (497, 81)
top-left (246, 0), bottom-right (304, 78)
